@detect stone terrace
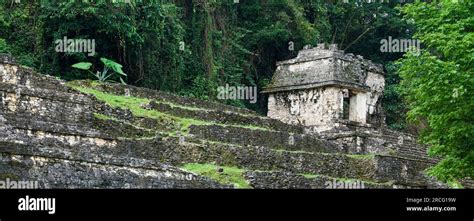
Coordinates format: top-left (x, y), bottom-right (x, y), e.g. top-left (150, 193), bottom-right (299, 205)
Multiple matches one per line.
top-left (0, 54), bottom-right (459, 189)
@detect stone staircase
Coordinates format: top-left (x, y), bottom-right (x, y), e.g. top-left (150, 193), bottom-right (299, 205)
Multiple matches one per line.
top-left (380, 128), bottom-right (440, 163)
top-left (0, 54), bottom-right (452, 189)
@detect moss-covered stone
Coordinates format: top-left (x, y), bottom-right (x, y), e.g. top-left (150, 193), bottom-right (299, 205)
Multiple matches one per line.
top-left (0, 59), bottom-right (454, 189)
top-left (181, 163), bottom-right (250, 189)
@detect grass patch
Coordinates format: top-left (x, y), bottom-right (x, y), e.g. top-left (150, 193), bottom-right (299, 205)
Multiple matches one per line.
top-left (181, 163), bottom-right (251, 189)
top-left (301, 174), bottom-right (319, 179)
top-left (238, 124), bottom-right (272, 131)
top-left (160, 100), bottom-right (212, 112)
top-left (179, 118), bottom-right (210, 133)
top-left (346, 154), bottom-right (375, 160)
top-left (71, 85), bottom-right (156, 116)
top-left (69, 84), bottom-right (273, 133)
top-left (93, 113), bottom-right (118, 121)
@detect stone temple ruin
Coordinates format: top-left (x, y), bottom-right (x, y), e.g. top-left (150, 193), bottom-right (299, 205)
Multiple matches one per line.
top-left (263, 44), bottom-right (395, 154)
top-left (263, 44), bottom-right (385, 133)
top-left (0, 53), bottom-right (472, 189)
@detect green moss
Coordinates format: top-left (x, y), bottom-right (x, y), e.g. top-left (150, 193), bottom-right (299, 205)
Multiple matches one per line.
top-left (89, 81), bottom-right (102, 87)
top-left (160, 100), bottom-right (211, 112)
top-left (69, 84), bottom-right (272, 134)
top-left (93, 113), bottom-right (118, 121)
top-left (346, 154), bottom-right (375, 160)
top-left (181, 163), bottom-right (251, 189)
top-left (72, 86), bottom-right (154, 116)
top-left (386, 148), bottom-right (397, 155)
top-left (71, 85), bottom-right (198, 124)
top-left (301, 174), bottom-right (319, 179)
top-left (237, 124), bottom-right (272, 131)
top-left (179, 118), bottom-right (210, 133)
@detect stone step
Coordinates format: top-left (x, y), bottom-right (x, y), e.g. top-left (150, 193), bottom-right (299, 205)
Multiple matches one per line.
top-left (397, 148), bottom-right (429, 155)
top-left (0, 56), bottom-right (448, 189)
top-left (188, 124), bottom-right (339, 154)
top-left (143, 100), bottom-right (304, 133)
top-left (382, 128), bottom-right (416, 137)
top-left (0, 115), bottom-right (119, 140)
top-left (0, 130), bottom-right (439, 187)
top-left (70, 81), bottom-right (305, 134)
top-left (73, 80), bottom-right (258, 116)
top-left (396, 147), bottom-right (439, 159)
top-left (397, 151), bottom-right (430, 158)
top-left (460, 179), bottom-right (474, 189)
top-left (0, 64), bottom-right (76, 94)
top-left (0, 136), bottom-right (372, 183)
top-left (373, 155), bottom-right (444, 187)
top-left (0, 82), bottom-right (90, 105)
top-left (244, 171), bottom-right (397, 189)
top-left (395, 153), bottom-right (440, 164)
top-left (0, 152), bottom-right (231, 189)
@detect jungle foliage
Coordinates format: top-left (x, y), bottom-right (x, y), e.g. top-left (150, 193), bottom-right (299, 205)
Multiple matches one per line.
top-left (1, 0), bottom-right (472, 181)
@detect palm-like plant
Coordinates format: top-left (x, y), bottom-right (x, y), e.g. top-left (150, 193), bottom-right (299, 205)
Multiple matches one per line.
top-left (72, 58), bottom-right (127, 84)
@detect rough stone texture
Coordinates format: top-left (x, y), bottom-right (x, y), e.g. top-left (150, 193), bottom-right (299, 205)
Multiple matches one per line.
top-left (318, 123), bottom-right (441, 164)
top-left (245, 171), bottom-right (395, 189)
top-left (0, 54), bottom-right (462, 189)
top-left (77, 80), bottom-right (258, 116)
top-left (263, 44), bottom-right (385, 131)
top-left (244, 170), bottom-right (448, 189)
top-left (0, 55), bottom-right (231, 189)
top-left (0, 153), bottom-right (230, 189)
top-left (144, 100), bottom-right (304, 134)
top-left (267, 87), bottom-right (342, 132)
top-left (261, 45), bottom-right (446, 173)
top-left (188, 124), bottom-right (338, 153)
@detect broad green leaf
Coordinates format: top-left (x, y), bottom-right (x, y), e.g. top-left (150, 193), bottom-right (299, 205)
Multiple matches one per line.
top-left (100, 57), bottom-right (126, 76)
top-left (71, 62), bottom-right (92, 70)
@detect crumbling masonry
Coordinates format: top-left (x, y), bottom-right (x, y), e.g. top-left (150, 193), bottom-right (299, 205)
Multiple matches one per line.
top-left (1, 53), bottom-right (471, 189)
top-left (263, 44), bottom-right (385, 132)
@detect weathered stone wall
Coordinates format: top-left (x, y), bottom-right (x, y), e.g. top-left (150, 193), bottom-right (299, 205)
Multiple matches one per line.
top-left (0, 54), bottom-right (457, 189)
top-left (267, 87), bottom-right (342, 132)
top-left (244, 171), bottom-right (394, 189)
top-left (264, 44), bottom-right (385, 132)
top-left (0, 55), bottom-right (231, 189)
top-left (318, 124), bottom-right (440, 163)
top-left (0, 153), bottom-right (229, 189)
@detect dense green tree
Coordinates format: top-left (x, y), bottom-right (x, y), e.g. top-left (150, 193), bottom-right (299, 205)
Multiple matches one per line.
top-left (0, 1), bottom-right (42, 66)
top-left (0, 0), bottom-right (421, 127)
top-left (398, 0), bottom-right (474, 182)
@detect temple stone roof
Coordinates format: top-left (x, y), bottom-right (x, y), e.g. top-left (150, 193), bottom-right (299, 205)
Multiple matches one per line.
top-left (262, 44), bottom-right (384, 93)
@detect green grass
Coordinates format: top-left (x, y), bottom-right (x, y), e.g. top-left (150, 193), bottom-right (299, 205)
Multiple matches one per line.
top-left (72, 85), bottom-right (157, 116)
top-left (70, 85), bottom-right (208, 128)
top-left (181, 163), bottom-right (251, 189)
top-left (94, 113), bottom-right (118, 121)
top-left (346, 154), bottom-right (375, 160)
top-left (179, 118), bottom-right (211, 133)
top-left (301, 174), bottom-right (319, 179)
top-left (74, 80), bottom-right (258, 115)
top-left (69, 83), bottom-right (272, 133)
top-left (160, 100), bottom-right (212, 112)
